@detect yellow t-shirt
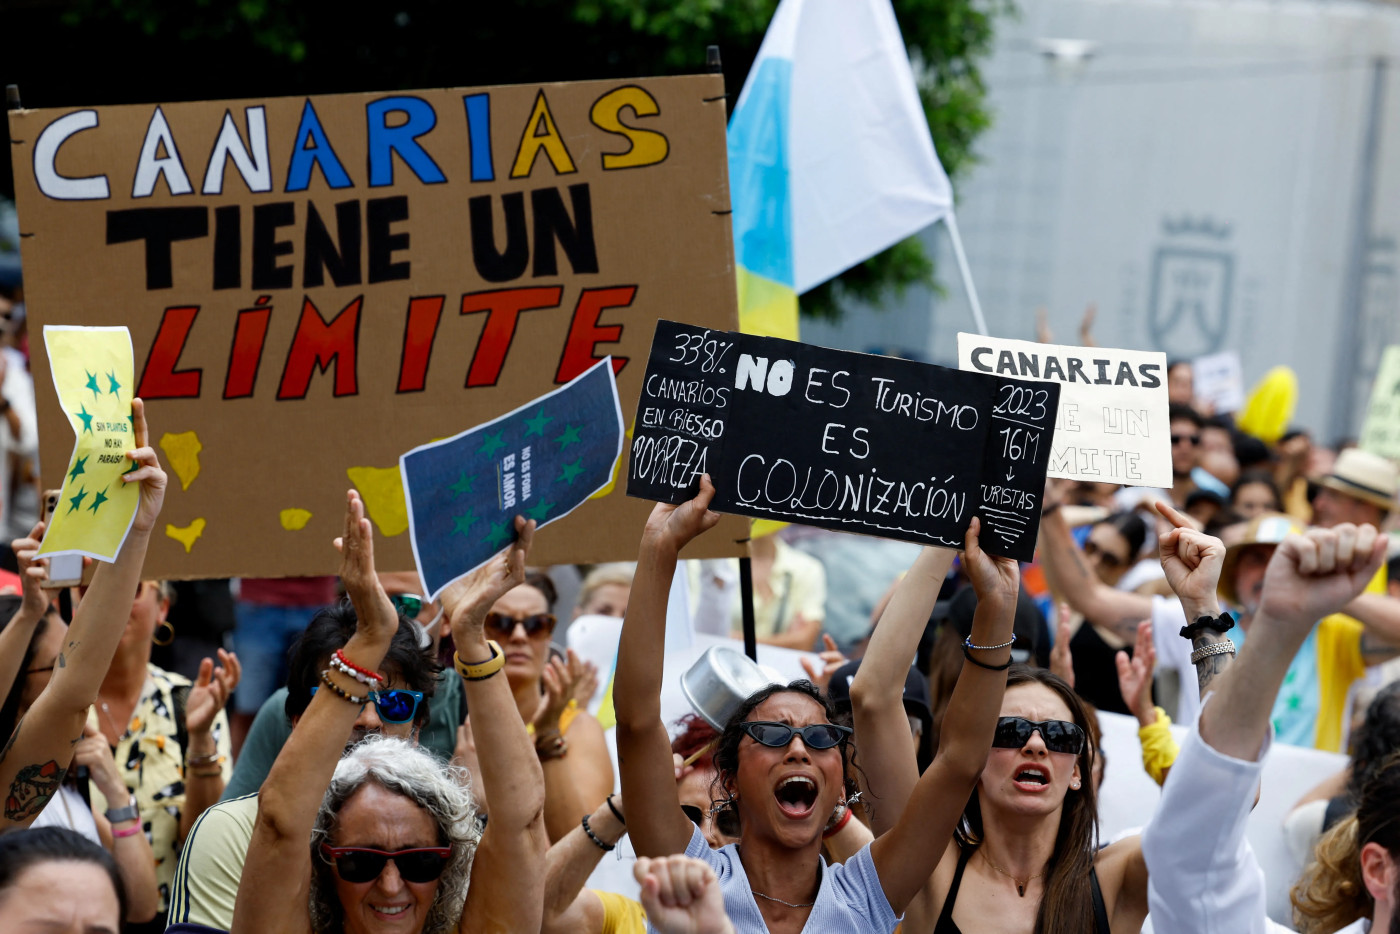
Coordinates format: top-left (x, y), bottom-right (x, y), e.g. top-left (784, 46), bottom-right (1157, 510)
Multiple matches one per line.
top-left (597, 891), bottom-right (647, 934)
top-left (1313, 564), bottom-right (1387, 752)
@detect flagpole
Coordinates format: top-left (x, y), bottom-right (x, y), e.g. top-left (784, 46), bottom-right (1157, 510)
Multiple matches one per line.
top-left (943, 213), bottom-right (988, 336)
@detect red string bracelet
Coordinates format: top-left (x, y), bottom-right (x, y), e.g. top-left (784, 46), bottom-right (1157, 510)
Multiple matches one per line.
top-left (112, 825), bottom-right (143, 839)
top-left (823, 806), bottom-right (854, 839)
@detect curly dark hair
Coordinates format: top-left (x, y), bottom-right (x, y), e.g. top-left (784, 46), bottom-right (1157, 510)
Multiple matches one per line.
top-left (1346, 682), bottom-right (1400, 802)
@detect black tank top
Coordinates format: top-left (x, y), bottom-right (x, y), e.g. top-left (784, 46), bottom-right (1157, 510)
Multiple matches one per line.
top-left (932, 844), bottom-right (1111, 934)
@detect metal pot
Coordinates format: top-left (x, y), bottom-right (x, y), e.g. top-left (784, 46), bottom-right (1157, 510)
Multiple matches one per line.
top-left (681, 645), bottom-right (778, 730)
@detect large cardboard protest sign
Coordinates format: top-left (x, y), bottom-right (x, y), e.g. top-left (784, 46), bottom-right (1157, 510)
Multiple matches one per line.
top-left (1361, 345), bottom-right (1400, 460)
top-left (627, 321), bottom-right (1060, 561)
top-left (957, 334), bottom-right (1170, 487)
top-left (8, 77), bottom-right (749, 577)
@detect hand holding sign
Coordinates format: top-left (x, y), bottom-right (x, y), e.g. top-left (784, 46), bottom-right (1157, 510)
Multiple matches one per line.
top-left (641, 472), bottom-right (722, 558)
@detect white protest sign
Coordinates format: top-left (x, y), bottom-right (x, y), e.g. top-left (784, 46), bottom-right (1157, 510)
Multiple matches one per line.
top-left (1360, 345), bottom-right (1400, 460)
top-left (957, 334), bottom-right (1171, 487)
top-left (1192, 351), bottom-right (1246, 414)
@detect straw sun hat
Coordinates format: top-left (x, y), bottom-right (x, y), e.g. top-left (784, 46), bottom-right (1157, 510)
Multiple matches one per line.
top-left (1318, 449), bottom-right (1399, 513)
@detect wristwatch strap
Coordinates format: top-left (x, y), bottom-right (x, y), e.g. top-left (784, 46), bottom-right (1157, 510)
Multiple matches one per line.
top-left (105, 794), bottom-right (139, 825)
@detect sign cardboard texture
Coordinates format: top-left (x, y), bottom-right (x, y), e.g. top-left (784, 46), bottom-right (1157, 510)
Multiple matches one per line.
top-left (1361, 345), bottom-right (1400, 460)
top-left (8, 77), bottom-right (749, 577)
top-left (957, 334), bottom-right (1170, 488)
top-left (628, 321), bottom-right (1060, 562)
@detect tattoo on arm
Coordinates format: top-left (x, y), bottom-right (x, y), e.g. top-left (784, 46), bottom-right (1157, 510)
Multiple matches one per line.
top-left (1068, 548), bottom-right (1092, 581)
top-left (1192, 635), bottom-right (1233, 698)
top-left (5, 760), bottom-right (66, 821)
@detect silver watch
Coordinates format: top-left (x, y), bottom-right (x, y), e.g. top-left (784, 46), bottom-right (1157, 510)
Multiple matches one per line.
top-left (104, 795), bottom-right (139, 825)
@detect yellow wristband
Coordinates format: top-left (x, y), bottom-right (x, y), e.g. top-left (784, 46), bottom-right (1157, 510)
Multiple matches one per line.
top-left (455, 640), bottom-right (506, 681)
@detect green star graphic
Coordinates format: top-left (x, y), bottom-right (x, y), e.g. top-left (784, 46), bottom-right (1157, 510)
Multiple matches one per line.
top-left (557, 459), bottom-right (584, 485)
top-left (555, 424), bottom-right (582, 450)
top-left (452, 510), bottom-right (478, 537)
top-left (477, 431), bottom-right (506, 458)
top-left (449, 472), bottom-right (475, 497)
top-left (67, 486), bottom-right (88, 514)
top-left (67, 456), bottom-right (88, 482)
top-left (484, 521), bottom-right (512, 549)
top-left (84, 370), bottom-right (101, 399)
top-left (106, 371), bottom-right (122, 397)
top-left (75, 405), bottom-right (94, 434)
top-left (524, 408), bottom-right (554, 438)
top-left (526, 500), bottom-right (554, 522)
top-left (87, 488), bottom-right (109, 514)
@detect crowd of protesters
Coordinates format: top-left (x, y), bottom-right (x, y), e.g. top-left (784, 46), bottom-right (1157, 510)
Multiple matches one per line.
top-left (2, 225), bottom-right (1400, 933)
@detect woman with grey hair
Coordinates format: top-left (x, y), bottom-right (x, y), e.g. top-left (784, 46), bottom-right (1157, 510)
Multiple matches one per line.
top-left (233, 494), bottom-right (547, 934)
top-left (309, 736), bottom-right (480, 933)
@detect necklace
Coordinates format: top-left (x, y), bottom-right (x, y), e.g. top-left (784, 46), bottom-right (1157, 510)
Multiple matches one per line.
top-left (752, 890), bottom-right (815, 910)
top-left (980, 849), bottom-right (1045, 897)
top-left (98, 700), bottom-right (127, 740)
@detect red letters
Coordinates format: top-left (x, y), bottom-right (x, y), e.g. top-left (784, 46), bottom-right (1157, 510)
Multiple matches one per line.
top-left (396, 296), bottom-right (445, 393)
top-left (276, 295), bottom-right (362, 400)
top-left (459, 286), bottom-right (562, 388)
top-left (223, 297), bottom-right (272, 399)
top-left (136, 305), bottom-right (203, 399)
top-left (556, 286), bottom-right (634, 382)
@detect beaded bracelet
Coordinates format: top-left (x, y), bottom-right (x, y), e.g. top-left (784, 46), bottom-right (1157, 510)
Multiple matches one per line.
top-left (963, 634), bottom-right (1017, 652)
top-left (582, 813), bottom-right (614, 851)
top-left (332, 649), bottom-right (384, 686)
top-left (319, 669), bottom-right (369, 705)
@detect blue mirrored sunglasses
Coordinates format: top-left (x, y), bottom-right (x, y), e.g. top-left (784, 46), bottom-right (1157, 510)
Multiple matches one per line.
top-left (311, 686), bottom-right (425, 724)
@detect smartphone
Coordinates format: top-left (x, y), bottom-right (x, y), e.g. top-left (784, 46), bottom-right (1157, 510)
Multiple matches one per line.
top-left (40, 489), bottom-right (85, 589)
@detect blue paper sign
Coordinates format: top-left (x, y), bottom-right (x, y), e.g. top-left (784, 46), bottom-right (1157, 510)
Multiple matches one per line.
top-left (401, 358), bottom-right (624, 601)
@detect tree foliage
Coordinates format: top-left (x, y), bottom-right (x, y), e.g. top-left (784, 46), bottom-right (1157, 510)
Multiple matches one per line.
top-left (2, 0), bottom-right (1006, 319)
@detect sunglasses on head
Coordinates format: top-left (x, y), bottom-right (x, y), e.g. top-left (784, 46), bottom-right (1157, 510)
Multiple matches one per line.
top-left (319, 844), bottom-right (452, 884)
top-left (681, 803), bottom-right (742, 838)
top-left (484, 612), bottom-right (556, 640)
top-left (992, 716), bottom-right (1086, 756)
top-left (740, 721), bottom-right (852, 750)
top-left (310, 686), bottom-right (425, 724)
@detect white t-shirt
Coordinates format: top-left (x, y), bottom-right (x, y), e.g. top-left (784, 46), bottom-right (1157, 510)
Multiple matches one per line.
top-left (1150, 595), bottom-right (1199, 725)
top-left (30, 784), bottom-right (100, 844)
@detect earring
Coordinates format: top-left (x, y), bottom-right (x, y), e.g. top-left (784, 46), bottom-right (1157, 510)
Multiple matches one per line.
top-left (844, 790), bottom-right (863, 807)
top-left (153, 621), bottom-right (176, 647)
top-left (1071, 780), bottom-right (1081, 790)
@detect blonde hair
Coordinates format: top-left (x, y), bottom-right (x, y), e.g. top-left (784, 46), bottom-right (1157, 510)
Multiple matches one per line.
top-left (1291, 814), bottom-right (1369, 933)
top-left (576, 562), bottom-right (634, 611)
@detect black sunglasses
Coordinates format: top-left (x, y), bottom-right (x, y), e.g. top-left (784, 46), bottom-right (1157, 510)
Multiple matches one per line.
top-left (1170, 433), bottom-right (1201, 446)
top-left (484, 612), bottom-right (556, 640)
top-left (740, 721), bottom-right (852, 750)
top-left (319, 844), bottom-right (452, 884)
top-left (992, 717), bottom-right (1086, 756)
top-left (1083, 540), bottom-right (1126, 569)
top-left (681, 803), bottom-right (741, 838)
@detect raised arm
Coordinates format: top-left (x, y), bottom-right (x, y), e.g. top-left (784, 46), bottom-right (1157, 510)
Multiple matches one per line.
top-left (1142, 522), bottom-right (1385, 934)
top-left (445, 517), bottom-right (550, 933)
top-left (847, 545), bottom-right (955, 834)
top-left (615, 476), bottom-right (721, 858)
top-left (233, 491), bottom-right (398, 934)
top-left (1038, 495), bottom-right (1152, 641)
top-left (0, 398), bottom-right (165, 829)
top-left (869, 517), bottom-right (1019, 915)
top-left (1154, 501), bottom-right (1231, 698)
top-left (0, 523), bottom-right (50, 718)
top-left (542, 795), bottom-right (627, 934)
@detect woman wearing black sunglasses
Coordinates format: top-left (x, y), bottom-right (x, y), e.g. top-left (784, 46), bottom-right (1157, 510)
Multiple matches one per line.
top-left (233, 494), bottom-right (548, 934)
top-left (616, 477), bottom-right (1021, 932)
top-left (852, 539), bottom-right (1148, 933)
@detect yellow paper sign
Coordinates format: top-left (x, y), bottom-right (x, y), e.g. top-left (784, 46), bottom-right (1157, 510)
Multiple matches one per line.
top-left (38, 326), bottom-right (140, 562)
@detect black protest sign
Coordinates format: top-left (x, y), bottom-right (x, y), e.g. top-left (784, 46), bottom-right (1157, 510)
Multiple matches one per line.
top-left (627, 321), bottom-right (1060, 561)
